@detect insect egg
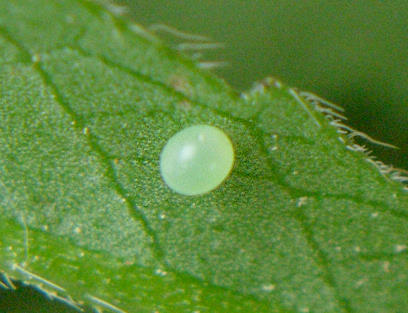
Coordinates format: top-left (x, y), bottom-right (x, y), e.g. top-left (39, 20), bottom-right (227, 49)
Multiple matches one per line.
top-left (160, 125), bottom-right (234, 196)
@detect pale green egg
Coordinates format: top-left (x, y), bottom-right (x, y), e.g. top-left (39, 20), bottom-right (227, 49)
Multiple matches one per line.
top-left (160, 125), bottom-right (234, 195)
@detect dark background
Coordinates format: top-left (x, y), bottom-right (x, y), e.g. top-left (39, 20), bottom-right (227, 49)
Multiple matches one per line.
top-left (1, 0), bottom-right (407, 312)
top-left (119, 0), bottom-right (407, 170)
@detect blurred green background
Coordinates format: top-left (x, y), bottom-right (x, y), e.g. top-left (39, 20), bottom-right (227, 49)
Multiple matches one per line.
top-left (118, 0), bottom-right (407, 170)
top-left (1, 0), bottom-right (407, 312)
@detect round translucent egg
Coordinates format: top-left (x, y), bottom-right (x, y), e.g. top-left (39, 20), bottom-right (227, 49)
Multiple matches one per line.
top-left (160, 125), bottom-right (234, 195)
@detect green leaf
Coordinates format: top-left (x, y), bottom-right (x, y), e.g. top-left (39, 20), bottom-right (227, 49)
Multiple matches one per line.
top-left (0, 1), bottom-right (407, 312)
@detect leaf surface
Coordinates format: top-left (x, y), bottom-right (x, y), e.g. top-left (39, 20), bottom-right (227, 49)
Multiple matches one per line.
top-left (0, 1), bottom-right (407, 312)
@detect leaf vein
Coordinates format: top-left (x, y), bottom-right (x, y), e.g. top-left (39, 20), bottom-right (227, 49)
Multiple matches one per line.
top-left (293, 207), bottom-right (355, 313)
